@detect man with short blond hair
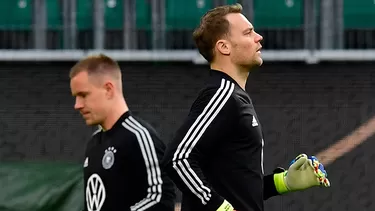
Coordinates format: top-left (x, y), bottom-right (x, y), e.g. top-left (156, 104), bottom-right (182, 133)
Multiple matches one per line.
top-left (162, 4), bottom-right (330, 211)
top-left (70, 54), bottom-right (176, 211)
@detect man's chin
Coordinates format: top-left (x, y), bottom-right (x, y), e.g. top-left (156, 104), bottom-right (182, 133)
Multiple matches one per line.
top-left (255, 57), bottom-right (263, 66)
top-left (84, 119), bottom-right (97, 126)
top-left (246, 58), bottom-right (263, 70)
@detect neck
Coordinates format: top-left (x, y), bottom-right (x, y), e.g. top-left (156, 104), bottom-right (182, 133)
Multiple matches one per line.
top-left (210, 61), bottom-right (249, 90)
top-left (101, 97), bottom-right (129, 131)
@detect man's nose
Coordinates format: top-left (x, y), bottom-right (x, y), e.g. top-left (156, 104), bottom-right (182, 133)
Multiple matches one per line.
top-left (74, 98), bottom-right (83, 110)
top-left (255, 32), bottom-right (263, 42)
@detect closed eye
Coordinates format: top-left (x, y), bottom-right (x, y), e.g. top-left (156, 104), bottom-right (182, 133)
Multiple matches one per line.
top-left (243, 27), bottom-right (254, 35)
top-left (73, 91), bottom-right (89, 98)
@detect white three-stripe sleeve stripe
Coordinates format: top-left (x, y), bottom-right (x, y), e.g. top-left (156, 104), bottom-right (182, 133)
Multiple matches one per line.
top-left (122, 117), bottom-right (163, 211)
top-left (171, 79), bottom-right (235, 205)
top-left (122, 122), bottom-right (157, 211)
top-left (123, 118), bottom-right (162, 211)
top-left (170, 79), bottom-right (227, 204)
top-left (129, 116), bottom-right (163, 187)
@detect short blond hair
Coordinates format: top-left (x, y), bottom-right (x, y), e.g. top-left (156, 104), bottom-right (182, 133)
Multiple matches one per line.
top-left (70, 54), bottom-right (121, 80)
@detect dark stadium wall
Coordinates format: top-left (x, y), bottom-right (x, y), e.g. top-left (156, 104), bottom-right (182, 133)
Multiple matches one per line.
top-left (1, 62), bottom-right (375, 211)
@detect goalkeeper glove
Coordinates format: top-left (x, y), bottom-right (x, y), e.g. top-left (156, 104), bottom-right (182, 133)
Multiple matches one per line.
top-left (217, 199), bottom-right (235, 211)
top-left (273, 154), bottom-right (330, 194)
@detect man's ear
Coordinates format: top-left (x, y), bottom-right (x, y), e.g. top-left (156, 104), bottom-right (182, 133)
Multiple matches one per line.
top-left (103, 81), bottom-right (115, 99)
top-left (216, 39), bottom-right (230, 56)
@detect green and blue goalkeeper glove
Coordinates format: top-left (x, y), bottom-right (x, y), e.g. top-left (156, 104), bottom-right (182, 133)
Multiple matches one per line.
top-left (273, 154), bottom-right (330, 194)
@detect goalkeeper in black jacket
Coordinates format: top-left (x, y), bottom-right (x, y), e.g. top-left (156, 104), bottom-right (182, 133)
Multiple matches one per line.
top-left (162, 4), bottom-right (330, 211)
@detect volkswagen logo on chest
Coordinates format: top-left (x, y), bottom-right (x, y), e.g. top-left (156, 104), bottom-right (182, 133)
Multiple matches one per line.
top-left (86, 174), bottom-right (106, 211)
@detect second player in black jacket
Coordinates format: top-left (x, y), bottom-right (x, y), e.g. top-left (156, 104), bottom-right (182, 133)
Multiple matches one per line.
top-left (84, 111), bottom-right (176, 211)
top-left (69, 54), bottom-right (176, 211)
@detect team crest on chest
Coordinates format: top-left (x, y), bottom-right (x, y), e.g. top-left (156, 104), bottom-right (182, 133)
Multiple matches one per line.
top-left (102, 147), bottom-right (117, 169)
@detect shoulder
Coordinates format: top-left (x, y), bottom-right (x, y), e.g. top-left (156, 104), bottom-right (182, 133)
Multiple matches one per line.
top-left (121, 115), bottom-right (164, 144)
top-left (121, 115), bottom-right (167, 155)
top-left (191, 79), bottom-right (238, 113)
top-left (121, 115), bottom-right (157, 135)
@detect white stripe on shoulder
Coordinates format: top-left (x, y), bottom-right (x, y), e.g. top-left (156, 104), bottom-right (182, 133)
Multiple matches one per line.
top-left (171, 78), bottom-right (235, 205)
top-left (122, 117), bottom-right (163, 211)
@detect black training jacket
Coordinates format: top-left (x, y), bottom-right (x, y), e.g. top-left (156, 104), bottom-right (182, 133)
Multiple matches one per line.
top-left (162, 69), bottom-right (280, 211)
top-left (83, 111), bottom-right (176, 211)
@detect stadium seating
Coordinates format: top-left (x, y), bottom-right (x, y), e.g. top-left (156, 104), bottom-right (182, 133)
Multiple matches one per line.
top-left (344, 0), bottom-right (375, 28)
top-left (253, 0), bottom-right (302, 28)
top-left (0, 0), bottom-right (62, 29)
top-left (76, 0), bottom-right (151, 30)
top-left (0, 0), bottom-right (374, 49)
top-left (0, 0), bottom-right (32, 30)
top-left (0, 0), bottom-right (304, 30)
top-left (76, 0), bottom-right (152, 49)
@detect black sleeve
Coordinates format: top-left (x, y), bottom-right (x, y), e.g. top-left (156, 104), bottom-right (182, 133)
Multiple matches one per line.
top-left (162, 85), bottom-right (236, 211)
top-left (122, 116), bottom-right (166, 211)
top-left (133, 118), bottom-right (176, 211)
top-left (263, 167), bottom-right (285, 200)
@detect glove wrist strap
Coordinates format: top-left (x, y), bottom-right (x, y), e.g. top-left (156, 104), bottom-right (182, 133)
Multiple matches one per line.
top-left (217, 200), bottom-right (234, 211)
top-left (274, 172), bottom-right (289, 194)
